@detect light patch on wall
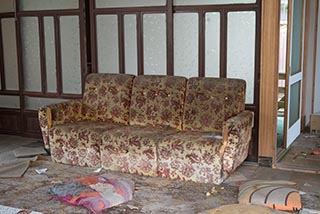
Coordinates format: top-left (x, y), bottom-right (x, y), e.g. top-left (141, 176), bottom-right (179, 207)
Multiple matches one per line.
top-left (44, 16), bottom-right (57, 93)
top-left (19, 0), bottom-right (78, 11)
top-left (0, 95), bottom-right (19, 109)
top-left (60, 16), bottom-right (82, 94)
top-left (24, 97), bottom-right (68, 110)
top-left (227, 11), bottom-right (256, 104)
top-left (174, 13), bottom-right (199, 77)
top-left (174, 0), bottom-right (256, 5)
top-left (1, 18), bottom-right (19, 90)
top-left (21, 16), bottom-right (41, 92)
top-left (96, 15), bottom-right (119, 74)
top-left (124, 15), bottom-right (138, 75)
top-left (205, 12), bottom-right (220, 78)
top-left (0, 0), bottom-right (15, 13)
top-left (143, 14), bottom-right (167, 75)
top-left (96, 0), bottom-right (166, 8)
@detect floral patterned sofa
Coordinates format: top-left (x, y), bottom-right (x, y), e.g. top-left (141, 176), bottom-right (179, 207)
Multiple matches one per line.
top-left (39, 73), bottom-right (253, 184)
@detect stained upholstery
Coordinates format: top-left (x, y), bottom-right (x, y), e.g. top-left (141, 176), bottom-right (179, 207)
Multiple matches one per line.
top-left (129, 75), bottom-right (187, 130)
top-left (157, 131), bottom-right (225, 184)
top-left (38, 74), bottom-right (253, 185)
top-left (101, 125), bottom-right (178, 176)
top-left (39, 99), bottom-right (83, 151)
top-left (183, 77), bottom-right (246, 133)
top-left (49, 121), bottom-right (123, 168)
top-left (222, 111), bottom-right (253, 174)
top-left (82, 73), bottom-right (135, 124)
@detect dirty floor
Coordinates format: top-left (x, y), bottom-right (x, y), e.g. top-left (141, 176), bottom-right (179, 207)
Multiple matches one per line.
top-left (0, 134), bottom-right (319, 214)
top-left (276, 133), bottom-right (320, 173)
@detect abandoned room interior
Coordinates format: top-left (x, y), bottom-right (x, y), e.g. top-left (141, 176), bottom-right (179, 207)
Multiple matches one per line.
top-left (0, 0), bottom-right (319, 213)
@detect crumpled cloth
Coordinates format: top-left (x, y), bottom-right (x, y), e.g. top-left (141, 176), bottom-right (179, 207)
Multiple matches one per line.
top-left (49, 174), bottom-right (134, 214)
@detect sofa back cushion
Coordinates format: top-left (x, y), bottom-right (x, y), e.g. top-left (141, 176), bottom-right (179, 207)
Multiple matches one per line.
top-left (129, 75), bottom-right (187, 130)
top-left (82, 73), bottom-right (135, 124)
top-left (183, 77), bottom-right (246, 133)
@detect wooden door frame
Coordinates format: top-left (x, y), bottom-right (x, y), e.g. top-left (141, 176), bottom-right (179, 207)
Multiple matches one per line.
top-left (259, 0), bottom-right (280, 163)
top-left (260, 0), bottom-right (317, 164)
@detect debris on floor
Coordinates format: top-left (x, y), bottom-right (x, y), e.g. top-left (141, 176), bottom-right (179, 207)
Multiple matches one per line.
top-left (199, 204), bottom-right (280, 214)
top-left (238, 180), bottom-right (302, 212)
top-left (0, 205), bottom-right (43, 214)
top-left (49, 174), bottom-right (134, 214)
top-left (0, 140), bottom-right (48, 178)
top-left (310, 150), bottom-right (320, 155)
top-left (13, 141), bottom-right (47, 158)
top-left (0, 159), bottom-right (32, 178)
top-left (35, 168), bottom-right (48, 175)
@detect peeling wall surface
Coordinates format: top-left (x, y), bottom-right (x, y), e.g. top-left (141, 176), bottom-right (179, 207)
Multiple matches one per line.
top-left (315, 1), bottom-right (320, 113)
top-left (0, 0), bottom-right (258, 108)
top-left (303, 0), bottom-right (318, 125)
top-left (0, 0), bottom-right (260, 159)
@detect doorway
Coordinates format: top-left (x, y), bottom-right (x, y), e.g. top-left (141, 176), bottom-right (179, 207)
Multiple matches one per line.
top-left (276, 0), bottom-right (320, 173)
top-left (277, 0), bottom-right (288, 154)
top-left (277, 0), bottom-right (304, 157)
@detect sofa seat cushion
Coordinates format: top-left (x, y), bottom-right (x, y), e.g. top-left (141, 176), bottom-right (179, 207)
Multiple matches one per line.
top-left (129, 75), bottom-right (187, 130)
top-left (183, 77), bottom-right (246, 133)
top-left (49, 121), bottom-right (124, 167)
top-left (157, 131), bottom-right (225, 184)
top-left (101, 125), bottom-right (178, 176)
top-left (82, 73), bottom-right (135, 124)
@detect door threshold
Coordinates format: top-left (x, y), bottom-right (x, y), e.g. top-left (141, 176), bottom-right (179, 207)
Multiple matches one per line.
top-left (276, 147), bottom-right (288, 162)
top-left (273, 163), bottom-right (320, 174)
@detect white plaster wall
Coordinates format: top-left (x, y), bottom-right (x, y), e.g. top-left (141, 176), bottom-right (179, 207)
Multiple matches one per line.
top-left (96, 15), bottom-right (119, 73)
top-left (60, 16), bottom-right (82, 94)
top-left (124, 15), bottom-right (138, 75)
top-left (303, 0), bottom-right (317, 125)
top-left (315, 1), bottom-right (320, 113)
top-left (227, 11), bottom-right (256, 104)
top-left (19, 0), bottom-right (78, 10)
top-left (174, 13), bottom-right (199, 77)
top-left (205, 12), bottom-right (220, 78)
top-left (1, 18), bottom-right (19, 91)
top-left (174, 0), bottom-right (256, 5)
top-left (96, 0), bottom-right (165, 8)
top-left (0, 0), bottom-right (14, 13)
top-left (0, 95), bottom-right (19, 108)
top-left (143, 14), bottom-right (167, 75)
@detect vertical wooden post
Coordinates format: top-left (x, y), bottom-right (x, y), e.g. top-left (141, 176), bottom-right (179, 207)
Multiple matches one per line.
top-left (259, 0), bottom-right (280, 162)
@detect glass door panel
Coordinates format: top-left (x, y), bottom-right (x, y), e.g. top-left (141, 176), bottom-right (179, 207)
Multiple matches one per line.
top-left (285, 0), bottom-right (304, 148)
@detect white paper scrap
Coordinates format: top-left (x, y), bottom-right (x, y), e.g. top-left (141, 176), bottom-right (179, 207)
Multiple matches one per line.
top-left (93, 167), bottom-right (102, 173)
top-left (202, 134), bottom-right (223, 139)
top-left (35, 168), bottom-right (48, 174)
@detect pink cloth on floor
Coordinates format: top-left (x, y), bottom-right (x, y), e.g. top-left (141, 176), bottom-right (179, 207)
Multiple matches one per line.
top-left (52, 175), bottom-right (134, 214)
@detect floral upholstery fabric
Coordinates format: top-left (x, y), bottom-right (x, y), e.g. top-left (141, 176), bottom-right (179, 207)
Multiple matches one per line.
top-left (222, 111), bottom-right (253, 174)
top-left (82, 73), bottom-right (134, 124)
top-left (38, 107), bottom-right (50, 151)
top-left (129, 75), bottom-right (187, 130)
top-left (101, 125), bottom-right (178, 177)
top-left (49, 121), bottom-right (123, 168)
top-left (48, 99), bottom-right (83, 127)
top-left (157, 131), bottom-right (226, 184)
top-left (38, 99), bottom-right (83, 151)
top-left (183, 77), bottom-right (246, 133)
top-left (38, 74), bottom-right (252, 185)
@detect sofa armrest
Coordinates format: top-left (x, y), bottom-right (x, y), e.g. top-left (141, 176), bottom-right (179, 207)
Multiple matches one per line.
top-left (221, 110), bottom-right (253, 174)
top-left (38, 99), bottom-right (83, 151)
